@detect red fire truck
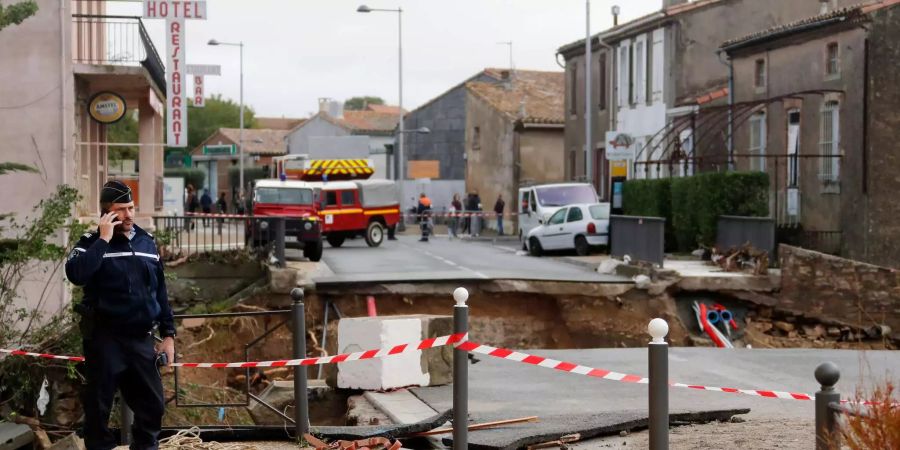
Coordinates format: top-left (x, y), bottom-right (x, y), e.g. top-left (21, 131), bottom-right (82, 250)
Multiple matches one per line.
top-left (250, 159), bottom-right (400, 259)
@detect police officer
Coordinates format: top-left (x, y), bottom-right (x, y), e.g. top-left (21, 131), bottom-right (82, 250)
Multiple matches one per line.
top-left (65, 180), bottom-right (175, 450)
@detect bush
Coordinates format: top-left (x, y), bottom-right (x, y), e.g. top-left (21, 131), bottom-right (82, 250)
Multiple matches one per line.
top-left (164, 168), bottom-right (205, 191)
top-left (623, 171), bottom-right (769, 252)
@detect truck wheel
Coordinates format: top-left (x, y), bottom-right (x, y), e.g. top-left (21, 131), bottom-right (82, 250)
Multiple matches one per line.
top-left (529, 237), bottom-right (543, 257)
top-left (575, 235), bottom-right (590, 256)
top-left (326, 235), bottom-right (345, 248)
top-left (365, 222), bottom-right (385, 247)
top-left (303, 239), bottom-right (323, 262)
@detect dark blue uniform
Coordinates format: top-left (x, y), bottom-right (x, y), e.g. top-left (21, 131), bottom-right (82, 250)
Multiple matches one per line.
top-left (65, 224), bottom-right (174, 450)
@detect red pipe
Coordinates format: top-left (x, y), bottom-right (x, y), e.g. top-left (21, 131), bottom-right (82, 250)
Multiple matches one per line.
top-left (366, 296), bottom-right (377, 317)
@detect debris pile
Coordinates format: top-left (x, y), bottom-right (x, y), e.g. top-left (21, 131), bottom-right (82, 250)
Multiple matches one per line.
top-left (743, 307), bottom-right (896, 349)
top-left (710, 244), bottom-right (769, 275)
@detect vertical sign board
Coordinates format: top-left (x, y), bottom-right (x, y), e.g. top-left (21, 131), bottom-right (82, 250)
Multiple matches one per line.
top-left (143, 1), bottom-right (208, 147)
top-left (186, 64), bottom-right (221, 109)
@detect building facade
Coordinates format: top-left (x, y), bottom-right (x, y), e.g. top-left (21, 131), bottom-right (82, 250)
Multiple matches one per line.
top-left (722, 0), bottom-right (900, 266)
top-left (465, 70), bottom-right (565, 234)
top-left (558, 0), bottom-right (864, 201)
top-left (0, 0), bottom-right (166, 318)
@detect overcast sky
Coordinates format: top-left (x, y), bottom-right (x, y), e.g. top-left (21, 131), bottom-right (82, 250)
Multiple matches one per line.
top-left (112, 0), bottom-right (661, 118)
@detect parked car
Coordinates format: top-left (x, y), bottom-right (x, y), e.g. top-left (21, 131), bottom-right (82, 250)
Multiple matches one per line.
top-left (518, 183), bottom-right (599, 242)
top-left (526, 203), bottom-right (610, 257)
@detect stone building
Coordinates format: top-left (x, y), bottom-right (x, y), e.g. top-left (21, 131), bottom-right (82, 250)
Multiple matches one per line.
top-left (721, 0), bottom-right (900, 266)
top-left (465, 70), bottom-right (565, 234)
top-left (557, 0), bottom-right (865, 201)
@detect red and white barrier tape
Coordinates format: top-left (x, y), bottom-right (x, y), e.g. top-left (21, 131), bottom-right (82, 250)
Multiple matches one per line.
top-left (0, 337), bottom-right (876, 404)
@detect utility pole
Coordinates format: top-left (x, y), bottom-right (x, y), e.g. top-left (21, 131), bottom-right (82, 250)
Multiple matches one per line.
top-left (585, 0), bottom-right (593, 185)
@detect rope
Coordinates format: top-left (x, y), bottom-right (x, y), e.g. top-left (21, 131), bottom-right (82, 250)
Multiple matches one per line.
top-left (158, 427), bottom-right (260, 450)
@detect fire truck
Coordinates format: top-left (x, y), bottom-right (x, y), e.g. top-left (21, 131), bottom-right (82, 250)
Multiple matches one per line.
top-left (250, 158), bottom-right (400, 258)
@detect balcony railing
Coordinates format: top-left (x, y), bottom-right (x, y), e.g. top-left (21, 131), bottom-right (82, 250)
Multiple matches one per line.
top-left (72, 14), bottom-right (166, 91)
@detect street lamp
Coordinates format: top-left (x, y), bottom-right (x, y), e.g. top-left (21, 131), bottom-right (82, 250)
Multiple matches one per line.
top-left (208, 38), bottom-right (246, 197)
top-left (357, 4), bottom-right (406, 207)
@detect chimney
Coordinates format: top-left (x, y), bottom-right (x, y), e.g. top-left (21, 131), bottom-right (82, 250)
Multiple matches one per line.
top-left (330, 101), bottom-right (345, 119)
top-left (663, 0), bottom-right (688, 9)
top-left (318, 97), bottom-right (332, 114)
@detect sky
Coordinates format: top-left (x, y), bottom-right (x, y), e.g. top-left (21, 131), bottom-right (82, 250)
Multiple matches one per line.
top-left (111, 0), bottom-right (662, 118)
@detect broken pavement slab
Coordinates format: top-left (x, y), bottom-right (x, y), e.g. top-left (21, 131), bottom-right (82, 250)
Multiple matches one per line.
top-left (440, 409), bottom-right (749, 450)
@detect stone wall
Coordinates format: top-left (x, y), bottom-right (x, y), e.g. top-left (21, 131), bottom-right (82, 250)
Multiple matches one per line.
top-left (779, 245), bottom-right (899, 340)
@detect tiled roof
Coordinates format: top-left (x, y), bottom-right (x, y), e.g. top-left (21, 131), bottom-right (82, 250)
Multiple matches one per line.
top-left (255, 117), bottom-right (307, 130)
top-left (338, 110), bottom-right (400, 133)
top-left (217, 128), bottom-right (288, 155)
top-left (722, 0), bottom-right (900, 50)
top-left (466, 70), bottom-right (565, 125)
top-left (365, 104), bottom-right (405, 115)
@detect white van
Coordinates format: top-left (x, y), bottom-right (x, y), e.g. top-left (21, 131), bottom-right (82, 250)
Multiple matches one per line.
top-left (518, 183), bottom-right (599, 241)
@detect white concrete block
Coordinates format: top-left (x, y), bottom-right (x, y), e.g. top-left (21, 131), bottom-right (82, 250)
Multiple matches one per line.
top-left (337, 317), bottom-right (429, 390)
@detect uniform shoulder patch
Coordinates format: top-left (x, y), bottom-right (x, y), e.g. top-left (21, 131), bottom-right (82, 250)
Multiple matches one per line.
top-left (82, 232), bottom-right (95, 238)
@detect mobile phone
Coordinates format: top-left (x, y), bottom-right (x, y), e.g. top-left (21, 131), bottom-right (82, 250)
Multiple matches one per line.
top-left (156, 352), bottom-right (168, 367)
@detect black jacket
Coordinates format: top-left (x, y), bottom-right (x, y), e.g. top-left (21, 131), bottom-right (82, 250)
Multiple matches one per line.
top-left (65, 225), bottom-right (175, 338)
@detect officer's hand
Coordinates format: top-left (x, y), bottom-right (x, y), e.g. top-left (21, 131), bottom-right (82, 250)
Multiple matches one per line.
top-left (98, 212), bottom-right (122, 242)
top-left (156, 337), bottom-right (175, 368)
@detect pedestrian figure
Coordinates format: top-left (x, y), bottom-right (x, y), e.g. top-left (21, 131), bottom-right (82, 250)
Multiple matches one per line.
top-left (494, 193), bottom-right (506, 236)
top-left (235, 193), bottom-right (247, 215)
top-left (200, 189), bottom-right (213, 226)
top-left (450, 193), bottom-right (463, 239)
top-left (185, 184), bottom-right (198, 231)
top-left (66, 181), bottom-right (176, 450)
top-left (471, 191), bottom-right (483, 237)
top-left (417, 193), bottom-right (433, 242)
top-left (216, 192), bottom-right (227, 235)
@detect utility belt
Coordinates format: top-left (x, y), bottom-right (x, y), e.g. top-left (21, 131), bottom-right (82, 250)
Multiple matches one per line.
top-left (74, 303), bottom-right (156, 339)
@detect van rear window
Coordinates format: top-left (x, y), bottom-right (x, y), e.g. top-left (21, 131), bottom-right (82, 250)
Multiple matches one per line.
top-left (589, 204), bottom-right (611, 220)
top-left (255, 188), bottom-right (313, 205)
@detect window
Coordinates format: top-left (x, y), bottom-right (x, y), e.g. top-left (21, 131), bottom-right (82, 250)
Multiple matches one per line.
top-left (529, 191), bottom-right (537, 212)
top-left (472, 126), bottom-right (481, 150)
top-left (787, 110), bottom-right (801, 187)
top-left (635, 40), bottom-right (645, 104)
top-left (754, 59), bottom-right (766, 88)
top-left (820, 102), bottom-right (840, 182)
top-left (548, 208), bottom-right (567, 225)
top-left (618, 45), bottom-right (629, 108)
top-left (749, 112), bottom-right (767, 172)
top-left (566, 207), bottom-right (584, 222)
top-left (628, 44), bottom-right (635, 105)
top-left (341, 190), bottom-right (355, 206)
top-left (598, 53), bottom-right (607, 110)
top-left (589, 203), bottom-right (610, 220)
top-left (569, 148), bottom-right (577, 180)
top-left (569, 64), bottom-right (578, 115)
top-left (254, 188), bottom-right (314, 205)
top-left (325, 191), bottom-right (338, 206)
top-left (536, 184), bottom-right (597, 206)
top-left (826, 42), bottom-right (839, 76)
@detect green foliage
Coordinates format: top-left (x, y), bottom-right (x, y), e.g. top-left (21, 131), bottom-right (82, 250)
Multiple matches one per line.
top-left (164, 168), bottom-right (206, 191)
top-left (0, 162), bottom-right (38, 176)
top-left (623, 172), bottom-right (769, 251)
top-left (106, 110), bottom-right (139, 161)
top-left (0, 1), bottom-right (38, 31)
top-left (178, 94), bottom-right (257, 151)
top-left (344, 96), bottom-right (385, 111)
top-left (228, 166), bottom-right (268, 189)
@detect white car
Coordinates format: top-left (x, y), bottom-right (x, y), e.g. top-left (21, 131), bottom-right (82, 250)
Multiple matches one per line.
top-left (526, 203), bottom-right (610, 257)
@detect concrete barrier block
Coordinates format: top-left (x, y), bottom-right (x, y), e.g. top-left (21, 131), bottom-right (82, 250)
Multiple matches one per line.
top-left (337, 317), bottom-right (428, 390)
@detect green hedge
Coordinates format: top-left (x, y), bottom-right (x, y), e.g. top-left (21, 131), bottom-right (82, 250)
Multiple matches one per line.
top-left (164, 168), bottom-right (205, 191)
top-left (624, 172), bottom-right (769, 251)
top-left (228, 166), bottom-right (269, 189)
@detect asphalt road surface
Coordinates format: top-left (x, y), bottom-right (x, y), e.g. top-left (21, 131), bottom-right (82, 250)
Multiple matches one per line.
top-left (411, 348), bottom-right (899, 447)
top-left (308, 235), bottom-right (628, 285)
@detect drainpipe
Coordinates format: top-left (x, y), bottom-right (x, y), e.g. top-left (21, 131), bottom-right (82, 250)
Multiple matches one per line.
top-left (716, 50), bottom-right (735, 171)
top-left (60, 0), bottom-right (71, 308)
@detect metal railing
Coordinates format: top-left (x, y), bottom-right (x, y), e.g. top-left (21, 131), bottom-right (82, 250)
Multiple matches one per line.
top-left (717, 215), bottom-right (775, 258)
top-left (777, 226), bottom-right (842, 256)
top-left (72, 14), bottom-right (166, 90)
top-left (152, 215), bottom-right (286, 266)
top-left (610, 215), bottom-right (666, 267)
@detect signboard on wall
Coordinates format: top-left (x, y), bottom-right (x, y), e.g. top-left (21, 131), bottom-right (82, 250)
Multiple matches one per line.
top-left (88, 92), bottom-right (127, 124)
top-left (162, 177), bottom-right (185, 215)
top-left (203, 144), bottom-right (235, 156)
top-left (605, 131), bottom-right (635, 161)
top-left (187, 64), bottom-right (220, 108)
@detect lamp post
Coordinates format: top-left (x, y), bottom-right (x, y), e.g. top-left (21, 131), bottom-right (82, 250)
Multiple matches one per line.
top-left (357, 4), bottom-right (405, 207)
top-left (585, 0), bottom-right (592, 187)
top-left (208, 39), bottom-right (245, 196)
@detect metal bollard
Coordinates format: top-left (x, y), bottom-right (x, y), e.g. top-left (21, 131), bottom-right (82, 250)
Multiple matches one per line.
top-left (815, 362), bottom-right (841, 450)
top-left (647, 318), bottom-right (669, 450)
top-left (452, 287), bottom-right (469, 450)
top-left (119, 397), bottom-right (133, 445)
top-left (291, 288), bottom-right (310, 438)
top-left (274, 217), bottom-right (286, 267)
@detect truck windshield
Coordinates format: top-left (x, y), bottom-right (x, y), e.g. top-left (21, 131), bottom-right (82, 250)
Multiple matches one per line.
top-left (535, 185), bottom-right (597, 207)
top-left (255, 188), bottom-right (313, 205)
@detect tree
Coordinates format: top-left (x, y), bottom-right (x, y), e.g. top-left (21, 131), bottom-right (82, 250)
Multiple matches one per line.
top-left (345, 96), bottom-right (385, 111)
top-left (106, 110), bottom-right (139, 161)
top-left (0, 0), bottom-right (37, 31)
